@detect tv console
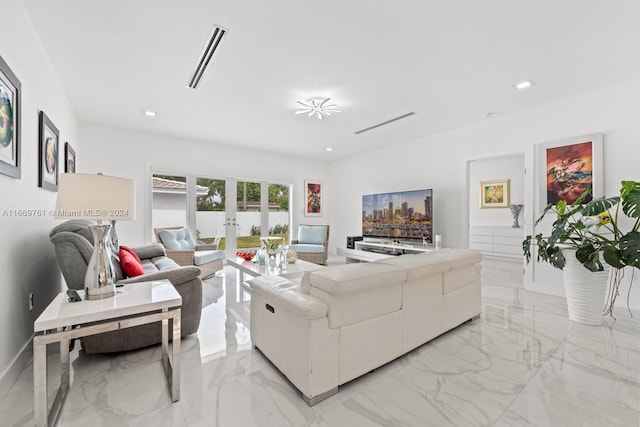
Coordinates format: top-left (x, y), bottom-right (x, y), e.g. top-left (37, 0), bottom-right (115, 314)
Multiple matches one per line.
top-left (338, 241), bottom-right (433, 263)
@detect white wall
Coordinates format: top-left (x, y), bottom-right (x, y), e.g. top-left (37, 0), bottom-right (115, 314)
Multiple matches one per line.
top-left (330, 79), bottom-right (640, 311)
top-left (79, 123), bottom-right (330, 247)
top-left (468, 154), bottom-right (525, 227)
top-left (0, 0), bottom-right (79, 395)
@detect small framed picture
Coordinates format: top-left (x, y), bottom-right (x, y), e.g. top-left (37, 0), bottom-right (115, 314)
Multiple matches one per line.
top-left (0, 55), bottom-right (21, 179)
top-left (38, 111), bottom-right (59, 192)
top-left (480, 179), bottom-right (510, 208)
top-left (65, 142), bottom-right (76, 173)
top-left (304, 180), bottom-right (323, 216)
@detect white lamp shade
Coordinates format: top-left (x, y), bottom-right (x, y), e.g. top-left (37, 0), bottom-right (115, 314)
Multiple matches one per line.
top-left (55, 173), bottom-right (136, 221)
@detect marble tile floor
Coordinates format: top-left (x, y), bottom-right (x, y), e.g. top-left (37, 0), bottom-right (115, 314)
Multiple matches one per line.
top-left (1, 257), bottom-right (638, 426)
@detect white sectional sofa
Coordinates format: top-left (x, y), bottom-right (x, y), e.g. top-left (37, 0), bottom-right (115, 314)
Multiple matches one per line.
top-left (249, 249), bottom-right (482, 405)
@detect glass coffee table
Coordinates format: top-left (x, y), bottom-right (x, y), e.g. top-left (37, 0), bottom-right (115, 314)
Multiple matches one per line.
top-left (227, 256), bottom-right (324, 288)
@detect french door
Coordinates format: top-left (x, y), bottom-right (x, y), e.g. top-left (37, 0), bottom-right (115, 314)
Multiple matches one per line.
top-left (152, 172), bottom-right (290, 257)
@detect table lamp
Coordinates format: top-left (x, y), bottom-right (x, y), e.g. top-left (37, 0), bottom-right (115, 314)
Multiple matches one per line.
top-left (55, 173), bottom-right (136, 299)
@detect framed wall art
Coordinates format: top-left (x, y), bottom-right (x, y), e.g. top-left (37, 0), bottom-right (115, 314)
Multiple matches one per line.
top-left (38, 111), bottom-right (59, 192)
top-left (304, 180), bottom-right (323, 216)
top-left (65, 142), bottom-right (76, 173)
top-left (0, 55), bottom-right (21, 179)
top-left (536, 133), bottom-right (603, 209)
top-left (480, 179), bottom-right (510, 208)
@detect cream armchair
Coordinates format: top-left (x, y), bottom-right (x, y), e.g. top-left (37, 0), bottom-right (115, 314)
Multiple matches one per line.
top-left (154, 226), bottom-right (224, 278)
top-left (289, 224), bottom-right (330, 265)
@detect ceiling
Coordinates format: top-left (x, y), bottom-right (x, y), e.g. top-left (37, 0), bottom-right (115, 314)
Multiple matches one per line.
top-left (23, 0), bottom-right (640, 161)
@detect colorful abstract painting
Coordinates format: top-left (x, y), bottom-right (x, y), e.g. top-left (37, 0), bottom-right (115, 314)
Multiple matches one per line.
top-left (546, 141), bottom-right (593, 204)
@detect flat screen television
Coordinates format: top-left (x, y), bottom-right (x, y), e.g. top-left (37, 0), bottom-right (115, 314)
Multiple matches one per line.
top-left (362, 188), bottom-right (433, 244)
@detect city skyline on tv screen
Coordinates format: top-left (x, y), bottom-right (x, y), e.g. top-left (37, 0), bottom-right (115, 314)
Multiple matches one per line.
top-left (362, 188), bottom-right (433, 243)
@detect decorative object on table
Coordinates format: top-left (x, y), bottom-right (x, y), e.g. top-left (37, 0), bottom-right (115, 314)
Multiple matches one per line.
top-left (304, 180), bottom-right (323, 216)
top-left (55, 173), bottom-right (136, 300)
top-left (479, 179), bottom-right (510, 208)
top-left (279, 244), bottom-right (289, 269)
top-left (38, 111), bottom-right (59, 191)
top-left (0, 55), bottom-right (21, 179)
top-left (64, 142), bottom-right (76, 173)
top-left (537, 133), bottom-right (603, 206)
top-left (510, 204), bottom-right (524, 228)
top-left (523, 181), bottom-right (640, 324)
top-left (257, 248), bottom-right (267, 265)
top-left (286, 250), bottom-right (298, 263)
top-left (236, 250), bottom-right (256, 261)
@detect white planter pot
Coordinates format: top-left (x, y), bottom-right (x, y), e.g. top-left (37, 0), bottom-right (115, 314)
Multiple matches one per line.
top-left (562, 249), bottom-right (610, 325)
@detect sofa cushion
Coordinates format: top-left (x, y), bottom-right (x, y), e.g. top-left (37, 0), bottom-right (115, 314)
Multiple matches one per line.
top-left (193, 249), bottom-right (224, 266)
top-left (288, 243), bottom-right (325, 253)
top-left (159, 228), bottom-right (196, 250)
top-left (299, 271), bottom-right (312, 294)
top-left (309, 263), bottom-right (406, 295)
top-left (298, 226), bottom-right (327, 245)
top-left (376, 253), bottom-right (450, 281)
top-left (430, 249), bottom-right (482, 268)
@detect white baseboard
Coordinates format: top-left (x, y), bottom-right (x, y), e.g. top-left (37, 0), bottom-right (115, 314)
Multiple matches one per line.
top-left (0, 337), bottom-right (33, 402)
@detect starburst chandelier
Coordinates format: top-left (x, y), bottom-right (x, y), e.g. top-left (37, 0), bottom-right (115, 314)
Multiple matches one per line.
top-left (295, 97), bottom-right (343, 120)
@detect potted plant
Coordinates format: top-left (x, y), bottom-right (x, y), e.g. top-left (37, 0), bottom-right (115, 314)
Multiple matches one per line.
top-left (523, 180), bottom-right (640, 323)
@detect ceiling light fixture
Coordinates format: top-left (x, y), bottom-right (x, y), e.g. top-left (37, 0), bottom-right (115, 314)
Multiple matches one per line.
top-left (325, 147), bottom-right (333, 152)
top-left (513, 80), bottom-right (535, 90)
top-left (143, 110), bottom-right (157, 117)
top-left (295, 97), bottom-right (343, 120)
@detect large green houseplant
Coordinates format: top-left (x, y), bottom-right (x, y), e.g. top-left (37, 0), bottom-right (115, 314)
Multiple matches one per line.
top-left (523, 180), bottom-right (640, 317)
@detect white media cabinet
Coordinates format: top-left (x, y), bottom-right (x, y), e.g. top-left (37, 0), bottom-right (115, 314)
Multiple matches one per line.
top-left (338, 240), bottom-right (433, 263)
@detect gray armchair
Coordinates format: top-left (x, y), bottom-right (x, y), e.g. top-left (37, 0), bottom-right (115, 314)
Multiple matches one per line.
top-left (50, 220), bottom-right (203, 353)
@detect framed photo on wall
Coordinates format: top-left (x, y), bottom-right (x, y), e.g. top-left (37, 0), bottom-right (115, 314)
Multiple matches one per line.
top-left (480, 179), bottom-right (510, 208)
top-left (65, 142), bottom-right (76, 173)
top-left (536, 133), bottom-right (603, 211)
top-left (0, 55), bottom-right (21, 179)
top-left (304, 180), bottom-right (323, 216)
top-left (38, 111), bottom-right (59, 192)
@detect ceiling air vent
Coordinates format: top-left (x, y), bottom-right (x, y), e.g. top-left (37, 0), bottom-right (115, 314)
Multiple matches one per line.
top-left (187, 25), bottom-right (227, 89)
top-left (355, 112), bottom-right (416, 135)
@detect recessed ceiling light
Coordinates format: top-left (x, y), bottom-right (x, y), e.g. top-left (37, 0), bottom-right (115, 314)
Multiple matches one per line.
top-left (295, 97), bottom-right (343, 120)
top-left (325, 147), bottom-right (333, 152)
top-left (143, 110), bottom-right (157, 117)
top-left (513, 80), bottom-right (535, 90)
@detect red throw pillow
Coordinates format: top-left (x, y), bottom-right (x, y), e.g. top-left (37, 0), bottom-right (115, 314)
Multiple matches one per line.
top-left (119, 246), bottom-right (144, 277)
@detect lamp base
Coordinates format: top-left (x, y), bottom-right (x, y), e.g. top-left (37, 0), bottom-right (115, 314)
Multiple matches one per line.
top-left (85, 222), bottom-right (116, 300)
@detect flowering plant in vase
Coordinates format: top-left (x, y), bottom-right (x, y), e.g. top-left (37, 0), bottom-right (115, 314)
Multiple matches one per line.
top-left (523, 180), bottom-right (640, 317)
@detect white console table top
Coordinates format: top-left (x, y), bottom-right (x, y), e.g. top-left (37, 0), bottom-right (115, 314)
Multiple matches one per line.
top-left (34, 280), bottom-right (181, 332)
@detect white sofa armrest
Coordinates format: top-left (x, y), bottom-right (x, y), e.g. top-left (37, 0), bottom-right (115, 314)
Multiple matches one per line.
top-left (249, 276), bottom-right (328, 320)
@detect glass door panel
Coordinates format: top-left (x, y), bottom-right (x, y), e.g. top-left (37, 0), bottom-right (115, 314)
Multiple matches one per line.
top-left (268, 183), bottom-right (290, 244)
top-left (236, 181), bottom-right (261, 249)
top-left (195, 177), bottom-right (226, 248)
top-left (151, 174), bottom-right (187, 239)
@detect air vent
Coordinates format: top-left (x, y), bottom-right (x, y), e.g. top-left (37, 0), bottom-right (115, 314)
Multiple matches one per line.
top-left (187, 25), bottom-right (227, 89)
top-left (355, 112), bottom-right (416, 135)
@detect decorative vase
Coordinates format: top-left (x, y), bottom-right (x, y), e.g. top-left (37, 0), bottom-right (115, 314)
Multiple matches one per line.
top-left (510, 204), bottom-right (523, 228)
top-left (562, 249), bottom-right (610, 325)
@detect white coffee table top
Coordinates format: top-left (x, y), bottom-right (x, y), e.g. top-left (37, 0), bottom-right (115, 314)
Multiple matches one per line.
top-left (227, 257), bottom-right (323, 278)
top-left (34, 280), bottom-right (181, 332)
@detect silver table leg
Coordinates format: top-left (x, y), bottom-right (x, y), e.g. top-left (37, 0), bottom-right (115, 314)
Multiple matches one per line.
top-left (33, 336), bottom-right (47, 427)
